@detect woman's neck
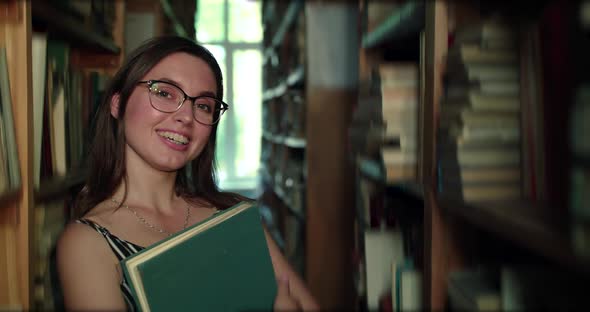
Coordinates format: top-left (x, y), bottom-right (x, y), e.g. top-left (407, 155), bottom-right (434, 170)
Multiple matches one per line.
top-left (114, 160), bottom-right (182, 215)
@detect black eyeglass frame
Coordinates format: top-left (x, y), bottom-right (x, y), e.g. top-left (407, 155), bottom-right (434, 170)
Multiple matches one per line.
top-left (137, 79), bottom-right (229, 125)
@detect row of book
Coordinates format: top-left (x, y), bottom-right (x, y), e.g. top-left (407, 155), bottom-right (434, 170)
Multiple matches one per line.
top-left (437, 19), bottom-right (523, 203)
top-left (30, 32), bottom-right (111, 309)
top-left (359, 229), bottom-right (422, 312)
top-left (349, 61), bottom-right (420, 184)
top-left (0, 47), bottom-right (21, 196)
top-left (262, 90), bottom-right (306, 140)
top-left (380, 63), bottom-right (420, 183)
top-left (33, 33), bottom-right (111, 188)
top-left (352, 170), bottom-right (423, 312)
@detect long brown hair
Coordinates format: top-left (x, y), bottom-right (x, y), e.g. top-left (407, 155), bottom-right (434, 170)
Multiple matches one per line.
top-left (75, 36), bottom-right (249, 216)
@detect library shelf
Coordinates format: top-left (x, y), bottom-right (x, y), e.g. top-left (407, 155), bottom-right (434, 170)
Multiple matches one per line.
top-left (263, 131), bottom-right (306, 149)
top-left (262, 0), bottom-right (304, 65)
top-left (262, 65), bottom-right (305, 101)
top-left (259, 165), bottom-right (305, 221)
top-left (31, 1), bottom-right (120, 54)
top-left (437, 196), bottom-right (590, 275)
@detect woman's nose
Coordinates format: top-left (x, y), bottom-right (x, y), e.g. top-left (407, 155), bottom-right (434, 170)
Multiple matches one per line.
top-left (174, 98), bottom-right (194, 123)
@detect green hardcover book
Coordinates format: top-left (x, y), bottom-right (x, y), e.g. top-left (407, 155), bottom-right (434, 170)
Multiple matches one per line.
top-left (121, 201), bottom-right (277, 312)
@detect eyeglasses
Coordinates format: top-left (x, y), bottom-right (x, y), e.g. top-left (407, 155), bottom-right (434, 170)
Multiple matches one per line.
top-left (138, 80), bottom-right (228, 125)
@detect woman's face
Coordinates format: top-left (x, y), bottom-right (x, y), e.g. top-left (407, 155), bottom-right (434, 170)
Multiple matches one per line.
top-left (112, 52), bottom-right (217, 172)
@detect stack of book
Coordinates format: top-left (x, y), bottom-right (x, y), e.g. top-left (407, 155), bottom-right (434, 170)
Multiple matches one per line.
top-left (379, 63), bottom-right (419, 183)
top-left (438, 20), bottom-right (522, 202)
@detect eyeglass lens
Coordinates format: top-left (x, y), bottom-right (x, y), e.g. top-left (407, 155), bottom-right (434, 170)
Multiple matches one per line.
top-left (147, 81), bottom-right (224, 125)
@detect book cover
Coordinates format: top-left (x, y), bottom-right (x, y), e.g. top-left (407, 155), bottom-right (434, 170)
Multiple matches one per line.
top-left (0, 47), bottom-right (20, 191)
top-left (121, 201), bottom-right (277, 312)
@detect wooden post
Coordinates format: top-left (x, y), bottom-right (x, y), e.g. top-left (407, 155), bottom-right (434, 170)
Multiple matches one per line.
top-left (305, 2), bottom-right (357, 308)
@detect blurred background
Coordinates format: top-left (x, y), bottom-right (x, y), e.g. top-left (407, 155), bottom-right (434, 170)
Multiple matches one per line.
top-left (1, 0), bottom-right (590, 311)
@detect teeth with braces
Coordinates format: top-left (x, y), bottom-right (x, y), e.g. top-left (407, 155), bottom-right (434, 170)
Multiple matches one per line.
top-left (157, 131), bottom-right (189, 145)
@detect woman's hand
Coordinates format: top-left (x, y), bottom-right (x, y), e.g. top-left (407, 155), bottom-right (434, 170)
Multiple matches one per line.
top-left (273, 275), bottom-right (300, 311)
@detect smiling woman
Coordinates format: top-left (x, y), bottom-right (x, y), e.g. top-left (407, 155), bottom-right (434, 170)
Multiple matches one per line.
top-left (55, 36), bottom-right (319, 311)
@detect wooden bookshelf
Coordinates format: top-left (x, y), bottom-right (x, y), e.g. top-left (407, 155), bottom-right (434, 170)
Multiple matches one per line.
top-left (262, 0), bottom-right (304, 65)
top-left (437, 197), bottom-right (590, 275)
top-left (350, 0), bottom-right (586, 310)
top-left (0, 0), bottom-right (126, 309)
top-left (260, 166), bottom-right (305, 221)
top-left (31, 1), bottom-right (120, 54)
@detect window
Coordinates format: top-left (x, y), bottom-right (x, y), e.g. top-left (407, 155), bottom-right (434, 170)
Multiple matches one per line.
top-left (195, 0), bottom-right (262, 190)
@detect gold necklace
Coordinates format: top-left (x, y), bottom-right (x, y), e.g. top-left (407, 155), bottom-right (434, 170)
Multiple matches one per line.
top-left (111, 198), bottom-right (191, 236)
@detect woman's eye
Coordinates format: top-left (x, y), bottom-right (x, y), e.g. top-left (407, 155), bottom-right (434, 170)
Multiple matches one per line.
top-left (157, 90), bottom-right (170, 98)
top-left (196, 103), bottom-right (212, 113)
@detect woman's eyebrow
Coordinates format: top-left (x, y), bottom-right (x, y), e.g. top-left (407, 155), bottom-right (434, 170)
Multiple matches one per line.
top-left (157, 77), bottom-right (216, 98)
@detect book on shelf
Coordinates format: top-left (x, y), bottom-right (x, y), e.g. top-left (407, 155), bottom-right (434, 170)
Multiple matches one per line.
top-left (447, 79), bottom-right (520, 97)
top-left (385, 163), bottom-right (417, 183)
top-left (393, 259), bottom-right (422, 312)
top-left (519, 22), bottom-right (545, 202)
top-left (453, 19), bottom-right (518, 49)
top-left (33, 32), bottom-right (48, 188)
top-left (46, 39), bottom-right (70, 178)
top-left (121, 201), bottom-right (277, 312)
top-left (445, 61), bottom-right (519, 84)
top-left (382, 147), bottom-right (417, 166)
top-left (0, 47), bottom-right (21, 194)
top-left (0, 116), bottom-right (7, 193)
top-left (438, 20), bottom-right (524, 203)
top-left (441, 90), bottom-right (521, 112)
top-left (363, 229), bottom-right (405, 311)
top-left (447, 42), bottom-right (519, 65)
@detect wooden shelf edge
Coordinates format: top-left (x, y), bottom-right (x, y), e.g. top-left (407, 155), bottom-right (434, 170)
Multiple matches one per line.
top-left (437, 196), bottom-right (590, 275)
top-left (259, 166), bottom-right (305, 221)
top-left (262, 65), bottom-right (305, 101)
top-left (362, 1), bottom-right (425, 49)
top-left (34, 169), bottom-right (87, 202)
top-left (31, 1), bottom-right (120, 54)
top-left (263, 131), bottom-right (306, 149)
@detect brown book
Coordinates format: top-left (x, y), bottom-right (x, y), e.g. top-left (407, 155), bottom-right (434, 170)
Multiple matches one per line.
top-left (385, 163), bottom-right (417, 182)
top-left (447, 43), bottom-right (518, 64)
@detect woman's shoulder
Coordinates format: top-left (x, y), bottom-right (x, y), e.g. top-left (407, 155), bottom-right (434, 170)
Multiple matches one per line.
top-left (57, 202), bottom-right (117, 260)
top-left (57, 219), bottom-right (109, 259)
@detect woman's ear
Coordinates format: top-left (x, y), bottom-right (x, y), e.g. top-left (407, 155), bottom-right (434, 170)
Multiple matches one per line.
top-left (110, 93), bottom-right (121, 119)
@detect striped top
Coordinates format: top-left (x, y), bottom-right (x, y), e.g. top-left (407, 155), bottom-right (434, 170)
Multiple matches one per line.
top-left (76, 219), bottom-right (145, 311)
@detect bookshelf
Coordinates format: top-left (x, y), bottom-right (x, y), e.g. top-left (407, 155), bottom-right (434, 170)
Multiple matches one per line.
top-left (350, 0), bottom-right (590, 310)
top-left (0, 0), bottom-right (126, 309)
top-left (259, 0), bottom-right (308, 280)
top-left (260, 1), bottom-right (359, 308)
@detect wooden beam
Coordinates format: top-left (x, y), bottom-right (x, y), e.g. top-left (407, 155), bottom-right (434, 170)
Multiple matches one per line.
top-left (2, 0), bottom-right (33, 309)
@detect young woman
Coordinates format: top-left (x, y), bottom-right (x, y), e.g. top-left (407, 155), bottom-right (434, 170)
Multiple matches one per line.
top-left (56, 36), bottom-right (319, 311)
